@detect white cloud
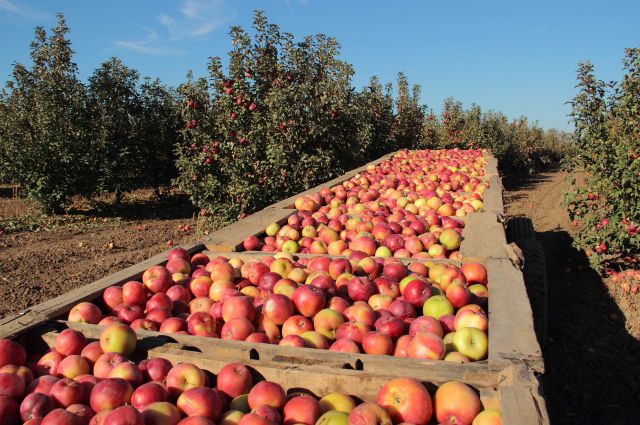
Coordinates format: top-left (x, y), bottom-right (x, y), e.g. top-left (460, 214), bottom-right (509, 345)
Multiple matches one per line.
top-left (159, 0), bottom-right (236, 40)
top-left (114, 0), bottom-right (235, 55)
top-left (113, 28), bottom-right (186, 56)
top-left (0, 0), bottom-right (49, 22)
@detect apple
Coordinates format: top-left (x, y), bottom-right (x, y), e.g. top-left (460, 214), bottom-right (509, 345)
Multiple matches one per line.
top-left (409, 316), bottom-right (443, 337)
top-left (177, 387), bottom-right (226, 421)
top-left (187, 312), bottom-right (217, 337)
top-left (292, 286), bottom-right (326, 318)
top-left (0, 372), bottom-right (25, 398)
top-left (141, 401), bottom-right (181, 425)
top-left (373, 316), bottom-right (405, 340)
top-left (422, 295), bottom-right (454, 319)
top-left (103, 405), bottom-right (143, 425)
top-left (300, 331), bottom-right (329, 349)
top-left (317, 410), bottom-right (348, 425)
top-left (329, 339), bottom-right (360, 353)
top-left (347, 277), bottom-right (377, 302)
top-left (166, 285), bottom-right (192, 304)
top-left (99, 323), bottom-right (137, 357)
top-left (313, 309), bottom-right (345, 340)
top-left (343, 304), bottom-right (376, 326)
top-left (27, 375), bottom-right (60, 396)
top-left (283, 395), bottom-right (322, 425)
top-left (461, 263), bottom-right (488, 285)
top-left (445, 282), bottom-right (471, 308)
top-left (472, 409), bottom-right (501, 425)
top-left (282, 315), bottom-right (313, 337)
top-left (65, 403), bottom-right (94, 425)
top-left (443, 352), bottom-right (470, 363)
top-left (103, 286), bottom-right (124, 311)
top-left (376, 377), bottom-right (432, 425)
top-left (319, 392), bottom-right (356, 413)
top-left (347, 402), bottom-right (392, 425)
top-left (452, 328), bottom-right (488, 360)
top-left (0, 339), bottom-right (25, 368)
top-left (362, 331), bottom-right (393, 355)
top-left (434, 381), bottom-right (481, 425)
top-left (68, 303), bottom-right (102, 325)
top-left (165, 363), bottom-right (208, 398)
top-left (220, 318), bottom-right (255, 341)
top-left (220, 410), bottom-right (245, 425)
top-left (50, 378), bottom-right (85, 408)
top-left (222, 297), bottom-right (257, 323)
top-left (406, 332), bottom-right (445, 360)
top-left (36, 351), bottom-right (65, 376)
top-left (439, 229), bottom-right (461, 250)
top-left (248, 381), bottom-right (286, 410)
top-left (0, 365), bottom-right (33, 386)
top-left (20, 392), bottom-right (54, 421)
top-left (116, 304), bottom-right (145, 324)
top-left (89, 378), bottom-right (133, 412)
top-left (403, 280), bottom-right (431, 307)
top-left (262, 294), bottom-right (294, 325)
top-left (140, 357), bottom-right (172, 383)
top-left (57, 356), bottom-right (90, 380)
top-left (454, 309), bottom-right (488, 332)
top-left (142, 266), bottom-right (172, 294)
top-left (0, 395), bottom-right (20, 424)
top-left (41, 408), bottom-right (82, 425)
top-left (130, 382), bottom-right (169, 410)
top-left (387, 300), bottom-right (416, 320)
top-left (217, 363), bottom-right (252, 399)
top-left (108, 362), bottom-right (143, 388)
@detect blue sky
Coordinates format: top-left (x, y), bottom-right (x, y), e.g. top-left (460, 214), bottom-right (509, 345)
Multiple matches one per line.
top-left (1, 0), bottom-right (638, 131)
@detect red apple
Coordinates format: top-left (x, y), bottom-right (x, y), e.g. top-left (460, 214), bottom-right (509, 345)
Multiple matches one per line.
top-left (362, 332), bottom-right (393, 355)
top-left (41, 409), bottom-right (82, 425)
top-left (140, 357), bottom-right (173, 383)
top-left (165, 364), bottom-right (208, 399)
top-left (329, 338), bottom-right (361, 353)
top-left (374, 316), bottom-right (405, 340)
top-left (376, 377), bottom-right (432, 425)
top-left (103, 405), bottom-right (143, 425)
top-left (248, 381), bottom-right (286, 410)
top-left (347, 277), bottom-right (377, 302)
top-left (409, 316), bottom-right (443, 337)
top-left (292, 286), bottom-right (326, 318)
top-left (222, 297), bottom-right (257, 323)
top-left (283, 395), bottom-right (322, 425)
top-left (93, 353), bottom-right (126, 379)
top-left (103, 287), bottom-right (124, 311)
top-left (142, 266), bottom-right (172, 294)
top-left (131, 382), bottom-right (169, 410)
top-left (434, 381), bottom-right (481, 425)
top-left (21, 392), bottom-right (54, 421)
top-left (0, 339), bottom-right (26, 368)
top-left (67, 303), bottom-right (102, 325)
top-left (50, 378), bottom-right (85, 408)
top-left (406, 332), bottom-right (445, 360)
top-left (89, 378), bottom-right (133, 412)
top-left (177, 387), bottom-right (226, 421)
top-left (122, 281), bottom-right (147, 306)
top-left (263, 294), bottom-right (294, 325)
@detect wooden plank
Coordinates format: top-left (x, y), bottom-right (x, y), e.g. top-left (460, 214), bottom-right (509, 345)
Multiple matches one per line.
top-left (146, 345), bottom-right (501, 405)
top-left (483, 175), bottom-right (505, 214)
top-left (202, 209), bottom-right (293, 252)
top-left (459, 213), bottom-right (508, 260)
top-left (38, 321), bottom-right (502, 389)
top-left (0, 244), bottom-right (204, 340)
top-left (486, 260), bottom-right (544, 372)
top-left (500, 364), bottom-right (549, 425)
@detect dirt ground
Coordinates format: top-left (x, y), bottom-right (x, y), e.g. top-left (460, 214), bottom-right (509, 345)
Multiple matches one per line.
top-left (504, 165), bottom-right (640, 424)
top-left (2, 169), bottom-right (640, 423)
top-left (0, 191), bottom-right (205, 317)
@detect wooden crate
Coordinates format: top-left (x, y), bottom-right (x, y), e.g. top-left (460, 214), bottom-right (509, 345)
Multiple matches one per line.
top-left (24, 323), bottom-right (547, 425)
top-left (0, 150), bottom-right (547, 423)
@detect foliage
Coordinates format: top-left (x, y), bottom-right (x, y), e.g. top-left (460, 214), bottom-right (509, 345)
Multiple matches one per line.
top-left (419, 98), bottom-right (569, 178)
top-left (174, 11), bottom-right (397, 225)
top-left (564, 48), bottom-right (640, 270)
top-left (0, 14), bottom-right (96, 213)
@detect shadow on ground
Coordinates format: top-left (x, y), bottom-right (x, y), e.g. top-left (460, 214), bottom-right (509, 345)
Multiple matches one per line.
top-left (526, 230), bottom-right (640, 422)
top-left (68, 192), bottom-right (198, 221)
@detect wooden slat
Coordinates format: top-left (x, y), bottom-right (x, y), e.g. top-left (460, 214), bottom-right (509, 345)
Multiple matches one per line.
top-left (500, 364), bottom-right (549, 425)
top-left (0, 244), bottom-right (204, 339)
top-left (486, 260), bottom-right (544, 372)
top-left (41, 321), bottom-right (501, 389)
top-left (459, 212), bottom-right (508, 260)
top-left (202, 209), bottom-right (293, 252)
top-left (146, 345), bottom-right (501, 404)
top-left (483, 176), bottom-right (505, 214)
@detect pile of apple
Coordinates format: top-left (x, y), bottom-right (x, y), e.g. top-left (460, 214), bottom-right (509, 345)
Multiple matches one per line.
top-left (66, 247), bottom-right (490, 362)
top-left (0, 325), bottom-right (501, 425)
top-left (241, 149), bottom-right (489, 258)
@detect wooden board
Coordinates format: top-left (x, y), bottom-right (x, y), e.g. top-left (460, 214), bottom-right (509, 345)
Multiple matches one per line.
top-left (459, 212), bottom-right (508, 260)
top-left (483, 176), bottom-right (505, 214)
top-left (0, 244), bottom-right (204, 339)
top-left (35, 321), bottom-right (501, 389)
top-left (202, 208), bottom-right (293, 252)
top-left (486, 259), bottom-right (544, 372)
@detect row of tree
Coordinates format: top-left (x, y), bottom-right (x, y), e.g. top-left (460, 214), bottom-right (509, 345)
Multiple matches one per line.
top-left (0, 12), bottom-right (567, 219)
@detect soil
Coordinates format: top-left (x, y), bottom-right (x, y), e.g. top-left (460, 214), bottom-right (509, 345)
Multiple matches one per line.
top-left (0, 190), bottom-right (205, 317)
top-left (504, 165), bottom-right (640, 424)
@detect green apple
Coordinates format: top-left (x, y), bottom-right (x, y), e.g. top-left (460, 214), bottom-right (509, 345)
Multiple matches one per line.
top-left (316, 410), bottom-right (349, 425)
top-left (423, 295), bottom-right (454, 319)
top-left (265, 222), bottom-right (281, 237)
top-left (452, 327), bottom-right (488, 360)
top-left (319, 392), bottom-right (356, 413)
